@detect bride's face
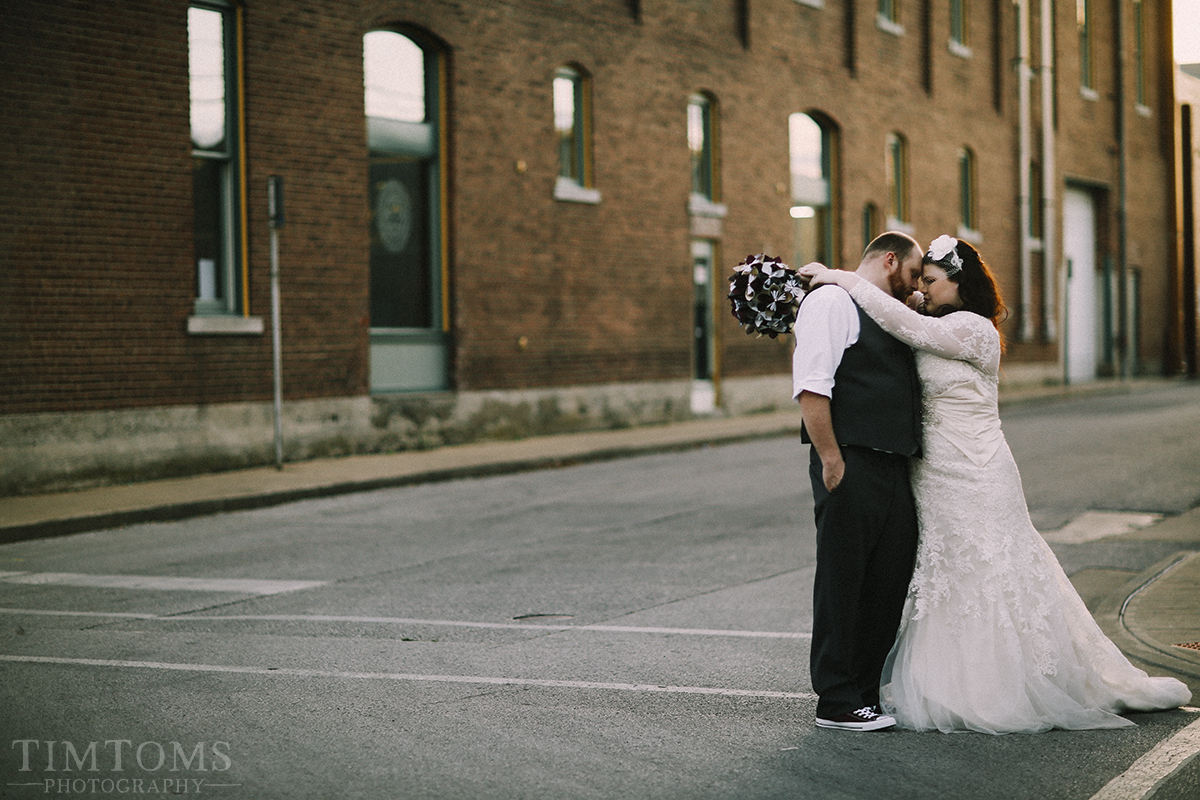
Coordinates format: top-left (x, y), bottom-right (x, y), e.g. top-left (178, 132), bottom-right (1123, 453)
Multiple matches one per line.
top-left (918, 264), bottom-right (964, 316)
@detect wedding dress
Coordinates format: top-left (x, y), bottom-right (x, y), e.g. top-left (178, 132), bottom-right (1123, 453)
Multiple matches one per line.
top-left (839, 276), bottom-right (1191, 734)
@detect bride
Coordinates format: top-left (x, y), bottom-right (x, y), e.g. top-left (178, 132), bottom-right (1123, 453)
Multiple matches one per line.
top-left (800, 236), bottom-right (1191, 734)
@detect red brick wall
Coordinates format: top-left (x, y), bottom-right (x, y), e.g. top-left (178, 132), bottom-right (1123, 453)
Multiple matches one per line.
top-left (0, 0), bottom-right (1182, 418)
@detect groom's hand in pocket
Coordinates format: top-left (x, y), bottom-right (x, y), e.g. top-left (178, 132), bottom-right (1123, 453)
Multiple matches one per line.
top-left (820, 452), bottom-right (845, 493)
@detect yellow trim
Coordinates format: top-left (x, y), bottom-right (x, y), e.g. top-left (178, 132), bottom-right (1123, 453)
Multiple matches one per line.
top-left (235, 3), bottom-right (250, 316)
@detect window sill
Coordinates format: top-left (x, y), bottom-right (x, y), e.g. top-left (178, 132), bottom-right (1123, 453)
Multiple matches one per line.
top-left (792, 0), bottom-right (823, 8)
top-left (187, 315), bottom-right (265, 336)
top-left (688, 194), bottom-right (728, 218)
top-left (1135, 104), bottom-right (1152, 118)
top-left (885, 217), bottom-right (914, 235)
top-left (876, 15), bottom-right (905, 37)
top-left (948, 40), bottom-right (972, 59)
top-left (554, 177), bottom-right (601, 204)
top-left (1080, 86), bottom-right (1100, 102)
top-left (956, 226), bottom-right (983, 245)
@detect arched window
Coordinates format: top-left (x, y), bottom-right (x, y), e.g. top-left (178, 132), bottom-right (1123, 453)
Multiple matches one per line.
top-left (790, 112), bottom-right (838, 268)
top-left (189, 1), bottom-right (246, 320)
top-left (363, 28), bottom-right (448, 392)
top-left (553, 65), bottom-right (599, 203)
top-left (688, 93), bottom-right (718, 202)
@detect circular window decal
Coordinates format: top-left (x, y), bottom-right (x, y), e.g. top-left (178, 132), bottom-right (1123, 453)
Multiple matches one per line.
top-left (375, 179), bottom-right (413, 253)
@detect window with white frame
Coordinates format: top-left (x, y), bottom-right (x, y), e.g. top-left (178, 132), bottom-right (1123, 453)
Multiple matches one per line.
top-left (189, 1), bottom-right (244, 318)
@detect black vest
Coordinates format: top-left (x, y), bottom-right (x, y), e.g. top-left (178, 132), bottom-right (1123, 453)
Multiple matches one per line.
top-left (801, 294), bottom-right (922, 457)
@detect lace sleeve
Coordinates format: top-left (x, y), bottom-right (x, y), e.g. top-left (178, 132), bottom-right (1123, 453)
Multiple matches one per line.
top-left (833, 273), bottom-right (1001, 374)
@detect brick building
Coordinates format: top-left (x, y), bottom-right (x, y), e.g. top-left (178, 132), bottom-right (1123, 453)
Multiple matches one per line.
top-left (0, 0), bottom-right (1191, 494)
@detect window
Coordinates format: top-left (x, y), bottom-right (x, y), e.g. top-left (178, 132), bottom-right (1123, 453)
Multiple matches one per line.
top-left (790, 112), bottom-right (837, 268)
top-left (885, 132), bottom-right (909, 228)
top-left (863, 203), bottom-right (881, 252)
top-left (950, 0), bottom-right (970, 56)
top-left (950, 0), bottom-right (967, 44)
top-left (189, 2), bottom-right (246, 320)
top-left (958, 147), bottom-right (978, 235)
top-left (1077, 0), bottom-right (1094, 95)
top-left (1133, 0), bottom-right (1148, 109)
top-left (1029, 160), bottom-right (1043, 238)
top-left (877, 0), bottom-right (903, 35)
top-left (688, 94), bottom-right (716, 201)
top-left (364, 28), bottom-right (450, 392)
top-left (553, 66), bottom-right (599, 203)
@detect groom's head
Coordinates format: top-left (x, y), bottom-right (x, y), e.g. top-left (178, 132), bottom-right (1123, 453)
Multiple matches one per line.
top-left (859, 232), bottom-right (923, 300)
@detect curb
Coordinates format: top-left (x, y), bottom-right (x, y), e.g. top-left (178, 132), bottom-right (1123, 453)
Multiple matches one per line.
top-left (1094, 551), bottom-right (1200, 697)
top-left (0, 417), bottom-right (804, 545)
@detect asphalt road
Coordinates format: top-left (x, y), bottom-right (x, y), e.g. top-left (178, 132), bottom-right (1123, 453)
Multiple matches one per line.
top-left (2, 381), bottom-right (1200, 799)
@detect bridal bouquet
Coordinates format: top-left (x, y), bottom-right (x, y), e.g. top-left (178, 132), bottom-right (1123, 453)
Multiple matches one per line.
top-left (727, 254), bottom-right (805, 338)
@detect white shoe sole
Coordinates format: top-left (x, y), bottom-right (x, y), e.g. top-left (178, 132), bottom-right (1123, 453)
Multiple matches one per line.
top-left (815, 715), bottom-right (897, 731)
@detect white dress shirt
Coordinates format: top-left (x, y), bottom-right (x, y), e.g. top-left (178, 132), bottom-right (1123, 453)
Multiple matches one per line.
top-left (791, 285), bottom-right (861, 401)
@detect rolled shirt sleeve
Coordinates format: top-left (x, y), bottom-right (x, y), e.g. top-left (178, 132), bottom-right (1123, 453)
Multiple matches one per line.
top-left (791, 285), bottom-right (860, 400)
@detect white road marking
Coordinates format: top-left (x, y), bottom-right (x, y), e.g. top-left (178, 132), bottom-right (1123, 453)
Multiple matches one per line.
top-left (0, 608), bottom-right (160, 619)
top-left (0, 608), bottom-right (811, 639)
top-left (1041, 510), bottom-right (1163, 544)
top-left (0, 572), bottom-right (326, 595)
top-left (1089, 709), bottom-right (1200, 800)
top-left (0, 654), bottom-right (817, 700)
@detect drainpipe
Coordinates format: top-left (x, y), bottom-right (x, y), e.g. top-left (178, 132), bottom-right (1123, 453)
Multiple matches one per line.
top-left (1040, 0), bottom-right (1057, 342)
top-left (1114, 0), bottom-right (1129, 377)
top-left (1018, 0), bottom-right (1034, 342)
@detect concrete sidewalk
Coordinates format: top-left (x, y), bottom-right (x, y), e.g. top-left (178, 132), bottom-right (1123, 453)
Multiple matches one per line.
top-left (1093, 510), bottom-right (1200, 699)
top-left (1, 380), bottom-right (1197, 698)
top-left (0, 409), bottom-right (805, 543)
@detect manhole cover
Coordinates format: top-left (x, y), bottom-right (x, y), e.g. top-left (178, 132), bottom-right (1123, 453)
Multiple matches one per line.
top-left (513, 614), bottom-right (574, 622)
top-left (1175, 642), bottom-right (1200, 651)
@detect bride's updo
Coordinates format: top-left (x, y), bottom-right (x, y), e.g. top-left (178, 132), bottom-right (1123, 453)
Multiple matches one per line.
top-left (925, 237), bottom-right (1008, 338)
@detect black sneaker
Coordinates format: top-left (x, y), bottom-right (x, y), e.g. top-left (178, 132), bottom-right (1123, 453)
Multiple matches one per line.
top-left (815, 706), bottom-right (897, 731)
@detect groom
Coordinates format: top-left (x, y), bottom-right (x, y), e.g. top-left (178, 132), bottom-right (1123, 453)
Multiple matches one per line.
top-left (793, 232), bottom-right (924, 731)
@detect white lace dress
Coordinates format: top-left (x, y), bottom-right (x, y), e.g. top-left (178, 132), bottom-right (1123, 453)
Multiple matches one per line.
top-left (837, 276), bottom-right (1191, 734)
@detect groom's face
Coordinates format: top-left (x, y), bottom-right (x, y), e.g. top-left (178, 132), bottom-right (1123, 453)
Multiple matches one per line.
top-left (887, 250), bottom-right (924, 301)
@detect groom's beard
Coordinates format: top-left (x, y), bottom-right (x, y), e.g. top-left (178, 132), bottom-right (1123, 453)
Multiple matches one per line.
top-left (887, 271), bottom-right (914, 301)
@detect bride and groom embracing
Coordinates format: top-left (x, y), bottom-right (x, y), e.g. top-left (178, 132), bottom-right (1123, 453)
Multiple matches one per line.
top-left (792, 232), bottom-right (1191, 734)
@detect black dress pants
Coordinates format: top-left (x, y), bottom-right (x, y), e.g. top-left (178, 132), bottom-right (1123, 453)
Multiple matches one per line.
top-left (809, 445), bottom-right (918, 718)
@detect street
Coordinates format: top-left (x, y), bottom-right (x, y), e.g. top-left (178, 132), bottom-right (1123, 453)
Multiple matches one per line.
top-left (3, 381), bottom-right (1200, 799)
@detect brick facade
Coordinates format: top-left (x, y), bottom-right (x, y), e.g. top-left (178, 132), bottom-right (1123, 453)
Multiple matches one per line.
top-left (0, 0), bottom-right (1191, 493)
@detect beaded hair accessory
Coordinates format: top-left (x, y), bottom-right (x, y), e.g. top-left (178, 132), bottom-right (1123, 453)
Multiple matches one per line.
top-left (927, 235), bottom-right (963, 276)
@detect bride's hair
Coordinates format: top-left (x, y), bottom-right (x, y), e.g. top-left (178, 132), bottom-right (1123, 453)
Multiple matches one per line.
top-left (927, 240), bottom-right (1009, 350)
